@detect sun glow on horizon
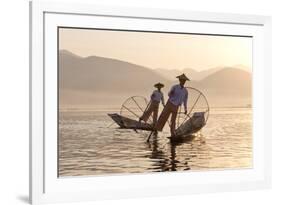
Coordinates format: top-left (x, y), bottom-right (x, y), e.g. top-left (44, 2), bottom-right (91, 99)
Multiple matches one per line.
top-left (60, 28), bottom-right (252, 72)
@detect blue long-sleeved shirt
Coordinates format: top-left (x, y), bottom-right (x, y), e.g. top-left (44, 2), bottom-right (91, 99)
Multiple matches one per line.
top-left (151, 90), bottom-right (165, 105)
top-left (168, 84), bottom-right (188, 110)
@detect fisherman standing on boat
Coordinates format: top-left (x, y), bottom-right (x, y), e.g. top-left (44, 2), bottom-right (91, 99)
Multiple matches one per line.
top-left (139, 83), bottom-right (165, 126)
top-left (155, 74), bottom-right (189, 137)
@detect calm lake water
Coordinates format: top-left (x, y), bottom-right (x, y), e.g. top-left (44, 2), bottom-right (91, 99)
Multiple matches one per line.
top-left (58, 108), bottom-right (252, 176)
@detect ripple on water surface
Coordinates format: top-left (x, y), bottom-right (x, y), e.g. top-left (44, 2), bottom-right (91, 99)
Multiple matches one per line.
top-left (58, 108), bottom-right (252, 177)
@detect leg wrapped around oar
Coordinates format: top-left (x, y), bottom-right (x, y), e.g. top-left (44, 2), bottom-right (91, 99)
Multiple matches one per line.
top-left (154, 101), bottom-right (179, 135)
top-left (146, 101), bottom-right (178, 142)
top-left (139, 100), bottom-right (159, 126)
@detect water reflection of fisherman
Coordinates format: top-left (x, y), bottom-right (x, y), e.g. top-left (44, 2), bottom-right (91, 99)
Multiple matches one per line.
top-left (148, 135), bottom-right (191, 172)
top-left (139, 83), bottom-right (165, 126)
top-left (155, 74), bottom-right (189, 138)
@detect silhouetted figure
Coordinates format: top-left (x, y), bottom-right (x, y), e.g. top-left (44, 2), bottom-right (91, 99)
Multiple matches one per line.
top-left (155, 74), bottom-right (189, 138)
top-left (139, 83), bottom-right (165, 126)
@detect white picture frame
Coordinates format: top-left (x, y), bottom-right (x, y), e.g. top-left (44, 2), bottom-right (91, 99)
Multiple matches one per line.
top-left (29, 1), bottom-right (272, 204)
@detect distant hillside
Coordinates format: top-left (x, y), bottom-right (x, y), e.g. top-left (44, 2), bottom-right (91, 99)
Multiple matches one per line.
top-left (195, 67), bottom-right (252, 106)
top-left (59, 50), bottom-right (170, 93)
top-left (200, 67), bottom-right (251, 96)
top-left (155, 67), bottom-right (222, 81)
top-left (153, 68), bottom-right (182, 81)
top-left (59, 50), bottom-right (252, 107)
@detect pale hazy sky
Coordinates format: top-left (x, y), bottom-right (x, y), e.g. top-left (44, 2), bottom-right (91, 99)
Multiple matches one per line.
top-left (59, 28), bottom-right (252, 72)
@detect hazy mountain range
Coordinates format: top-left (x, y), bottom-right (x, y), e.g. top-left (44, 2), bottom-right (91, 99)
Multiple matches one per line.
top-left (155, 64), bottom-right (250, 81)
top-left (154, 67), bottom-right (222, 81)
top-left (59, 50), bottom-right (252, 108)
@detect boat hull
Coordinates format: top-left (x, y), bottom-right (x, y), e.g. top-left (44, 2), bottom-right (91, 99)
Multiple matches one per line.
top-left (108, 111), bottom-right (206, 138)
top-left (108, 113), bottom-right (154, 131)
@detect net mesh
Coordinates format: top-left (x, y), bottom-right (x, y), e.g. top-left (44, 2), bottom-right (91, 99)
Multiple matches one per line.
top-left (176, 87), bottom-right (209, 129)
top-left (120, 96), bottom-right (153, 124)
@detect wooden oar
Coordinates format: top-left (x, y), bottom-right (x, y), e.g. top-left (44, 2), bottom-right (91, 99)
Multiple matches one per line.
top-left (146, 129), bottom-right (156, 142)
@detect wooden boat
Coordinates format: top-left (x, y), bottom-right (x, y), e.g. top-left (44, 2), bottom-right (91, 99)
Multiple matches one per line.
top-left (108, 87), bottom-right (209, 140)
top-left (108, 111), bottom-right (206, 137)
top-left (108, 113), bottom-right (153, 131)
top-left (174, 112), bottom-right (206, 136)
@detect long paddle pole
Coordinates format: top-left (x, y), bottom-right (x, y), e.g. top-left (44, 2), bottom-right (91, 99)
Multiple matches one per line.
top-left (146, 130), bottom-right (155, 142)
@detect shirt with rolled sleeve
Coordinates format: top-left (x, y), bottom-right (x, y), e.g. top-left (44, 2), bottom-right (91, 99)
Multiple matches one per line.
top-left (168, 84), bottom-right (188, 110)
